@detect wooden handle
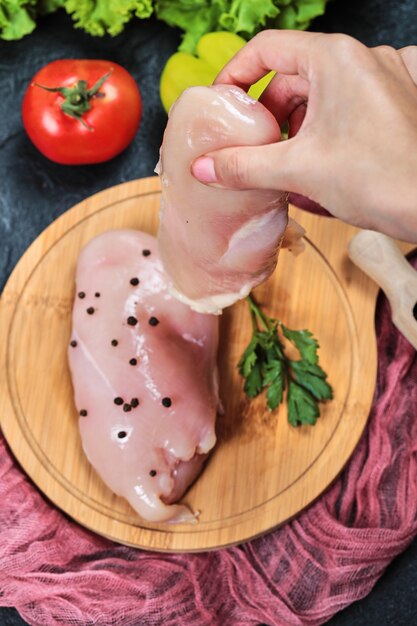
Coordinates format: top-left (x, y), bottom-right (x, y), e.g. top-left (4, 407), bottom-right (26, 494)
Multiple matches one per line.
top-left (348, 230), bottom-right (416, 300)
top-left (348, 229), bottom-right (417, 349)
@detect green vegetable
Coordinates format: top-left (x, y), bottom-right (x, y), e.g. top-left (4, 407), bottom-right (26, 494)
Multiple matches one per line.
top-left (0, 0), bottom-right (153, 40)
top-left (1, 0), bottom-right (329, 44)
top-left (0, 1), bottom-right (37, 40)
top-left (0, 0), bottom-right (67, 41)
top-left (156, 0), bottom-right (329, 53)
top-left (65, 0), bottom-right (153, 37)
top-left (160, 31), bottom-right (274, 113)
top-left (156, 0), bottom-right (281, 54)
top-left (238, 295), bottom-right (333, 427)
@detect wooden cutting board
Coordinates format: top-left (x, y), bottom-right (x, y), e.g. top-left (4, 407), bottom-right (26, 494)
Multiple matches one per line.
top-left (0, 176), bottom-right (382, 551)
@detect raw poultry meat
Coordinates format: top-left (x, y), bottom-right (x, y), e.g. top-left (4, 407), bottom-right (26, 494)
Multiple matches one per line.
top-left (157, 84), bottom-right (289, 314)
top-left (68, 230), bottom-right (219, 523)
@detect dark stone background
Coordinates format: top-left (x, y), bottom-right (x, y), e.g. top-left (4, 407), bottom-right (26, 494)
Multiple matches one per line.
top-left (0, 1), bottom-right (416, 624)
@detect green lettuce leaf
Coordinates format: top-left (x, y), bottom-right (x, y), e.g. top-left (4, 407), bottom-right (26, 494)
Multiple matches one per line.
top-left (219, 0), bottom-right (279, 36)
top-left (296, 0), bottom-right (327, 22)
top-left (157, 0), bottom-right (329, 53)
top-left (1, 0), bottom-right (329, 45)
top-left (65, 0), bottom-right (153, 37)
top-left (274, 0), bottom-right (327, 30)
top-left (37, 0), bottom-right (65, 14)
top-left (156, 0), bottom-right (223, 53)
top-left (0, 0), bottom-right (37, 40)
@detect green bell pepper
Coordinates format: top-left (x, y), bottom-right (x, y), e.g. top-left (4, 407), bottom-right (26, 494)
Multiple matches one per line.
top-left (160, 31), bottom-right (274, 113)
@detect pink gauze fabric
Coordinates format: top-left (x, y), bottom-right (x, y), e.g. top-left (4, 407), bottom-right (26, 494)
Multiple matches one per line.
top-left (1, 249), bottom-right (417, 626)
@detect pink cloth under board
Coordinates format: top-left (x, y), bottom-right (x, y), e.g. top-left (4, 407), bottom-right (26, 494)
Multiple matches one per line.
top-left (1, 249), bottom-right (417, 626)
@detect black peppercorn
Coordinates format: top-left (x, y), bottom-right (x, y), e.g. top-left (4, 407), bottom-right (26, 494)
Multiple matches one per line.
top-left (131, 398), bottom-right (139, 408)
top-left (111, 339), bottom-right (118, 346)
top-left (142, 249), bottom-right (151, 257)
top-left (123, 403), bottom-right (132, 412)
top-left (149, 469), bottom-right (157, 477)
top-left (129, 358), bottom-right (137, 366)
top-left (70, 340), bottom-right (77, 348)
top-left (127, 316), bottom-right (138, 326)
top-left (130, 277), bottom-right (139, 286)
top-left (78, 291), bottom-right (85, 299)
top-left (162, 397), bottom-right (172, 408)
top-left (87, 307), bottom-right (95, 315)
top-left (118, 431), bottom-right (127, 439)
top-left (79, 409), bottom-right (88, 417)
top-left (148, 316), bottom-right (159, 326)
top-left (114, 397), bottom-right (123, 406)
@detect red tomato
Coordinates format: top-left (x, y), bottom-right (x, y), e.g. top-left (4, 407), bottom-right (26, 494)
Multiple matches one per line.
top-left (22, 59), bottom-right (142, 165)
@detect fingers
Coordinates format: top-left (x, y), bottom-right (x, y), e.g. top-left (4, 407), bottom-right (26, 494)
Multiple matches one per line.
top-left (259, 73), bottom-right (309, 127)
top-left (191, 138), bottom-right (305, 192)
top-left (214, 30), bottom-right (321, 89)
top-left (399, 46), bottom-right (417, 83)
top-left (372, 44), bottom-right (417, 84)
top-left (288, 103), bottom-right (307, 137)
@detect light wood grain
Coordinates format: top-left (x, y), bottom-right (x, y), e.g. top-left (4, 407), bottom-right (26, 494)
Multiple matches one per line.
top-left (348, 229), bottom-right (417, 349)
top-left (0, 177), bottom-right (383, 551)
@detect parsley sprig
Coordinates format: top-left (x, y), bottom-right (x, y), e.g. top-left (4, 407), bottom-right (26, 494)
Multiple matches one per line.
top-left (238, 295), bottom-right (333, 427)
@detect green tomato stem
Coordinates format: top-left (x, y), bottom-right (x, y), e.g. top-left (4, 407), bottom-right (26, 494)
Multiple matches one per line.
top-left (34, 70), bottom-right (112, 130)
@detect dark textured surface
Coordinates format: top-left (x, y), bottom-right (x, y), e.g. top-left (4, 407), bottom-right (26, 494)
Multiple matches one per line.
top-left (313, 0), bottom-right (417, 47)
top-left (1, 1), bottom-right (416, 624)
top-left (0, 10), bottom-right (178, 293)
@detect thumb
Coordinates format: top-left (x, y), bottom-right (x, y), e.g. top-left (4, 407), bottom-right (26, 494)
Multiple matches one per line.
top-left (399, 45), bottom-right (417, 84)
top-left (191, 138), bottom-right (305, 192)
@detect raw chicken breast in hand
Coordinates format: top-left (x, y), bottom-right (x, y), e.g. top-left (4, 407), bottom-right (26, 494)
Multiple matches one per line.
top-left (68, 230), bottom-right (219, 523)
top-left (157, 85), bottom-right (290, 314)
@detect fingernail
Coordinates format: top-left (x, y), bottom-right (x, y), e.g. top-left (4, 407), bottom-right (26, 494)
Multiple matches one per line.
top-left (191, 157), bottom-right (217, 184)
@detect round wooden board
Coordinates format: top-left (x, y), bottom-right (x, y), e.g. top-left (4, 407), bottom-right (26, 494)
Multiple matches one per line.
top-left (0, 177), bottom-right (379, 552)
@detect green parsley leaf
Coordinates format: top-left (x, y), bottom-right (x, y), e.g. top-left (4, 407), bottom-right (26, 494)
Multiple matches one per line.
top-left (263, 359), bottom-right (284, 410)
top-left (281, 325), bottom-right (319, 364)
top-left (287, 380), bottom-right (320, 427)
top-left (238, 295), bottom-right (333, 427)
top-left (290, 360), bottom-right (333, 401)
top-left (244, 360), bottom-right (263, 398)
top-left (237, 335), bottom-right (260, 378)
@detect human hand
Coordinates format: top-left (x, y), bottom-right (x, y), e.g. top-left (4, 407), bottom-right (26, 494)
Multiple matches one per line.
top-left (191, 31), bottom-right (417, 242)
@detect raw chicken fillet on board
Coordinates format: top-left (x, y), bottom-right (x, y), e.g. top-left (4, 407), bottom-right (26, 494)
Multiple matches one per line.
top-left (68, 86), bottom-right (303, 524)
top-left (157, 84), bottom-right (292, 314)
top-left (68, 230), bottom-right (219, 523)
